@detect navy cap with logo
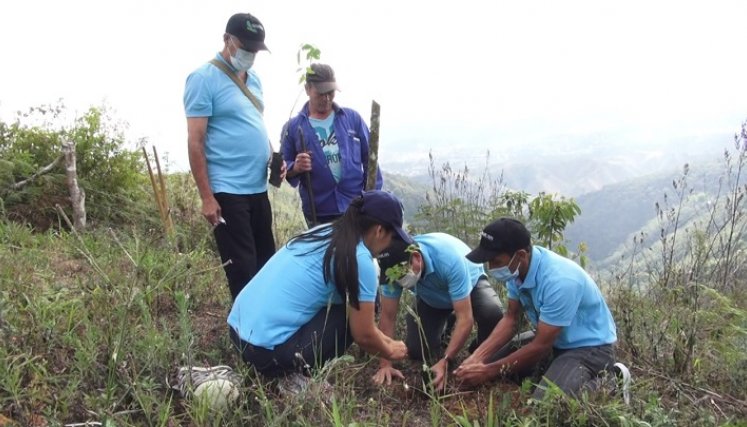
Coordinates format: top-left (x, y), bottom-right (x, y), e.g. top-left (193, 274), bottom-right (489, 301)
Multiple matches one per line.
top-left (306, 63), bottom-right (339, 93)
top-left (360, 190), bottom-right (414, 245)
top-left (226, 13), bottom-right (268, 52)
top-left (465, 217), bottom-right (531, 263)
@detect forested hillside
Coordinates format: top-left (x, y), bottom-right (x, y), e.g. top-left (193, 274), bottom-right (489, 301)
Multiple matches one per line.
top-left (564, 158), bottom-right (742, 267)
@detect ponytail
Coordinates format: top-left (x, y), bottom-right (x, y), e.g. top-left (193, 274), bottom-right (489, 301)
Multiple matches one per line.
top-left (290, 196), bottom-right (390, 309)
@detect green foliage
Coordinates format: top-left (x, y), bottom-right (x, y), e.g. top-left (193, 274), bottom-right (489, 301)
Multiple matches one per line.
top-left (0, 101), bottom-right (147, 228)
top-left (296, 43), bottom-right (322, 84)
top-left (382, 244), bottom-right (419, 284)
top-left (413, 151), bottom-right (585, 262)
top-left (607, 122), bottom-right (747, 407)
top-left (527, 192), bottom-right (581, 251)
top-left (413, 150), bottom-right (505, 246)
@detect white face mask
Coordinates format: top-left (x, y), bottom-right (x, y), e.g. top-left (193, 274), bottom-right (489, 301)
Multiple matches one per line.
top-left (229, 39), bottom-right (256, 71)
top-left (397, 269), bottom-right (419, 290)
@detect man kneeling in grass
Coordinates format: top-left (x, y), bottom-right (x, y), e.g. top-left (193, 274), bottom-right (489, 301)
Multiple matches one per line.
top-left (454, 218), bottom-right (630, 402)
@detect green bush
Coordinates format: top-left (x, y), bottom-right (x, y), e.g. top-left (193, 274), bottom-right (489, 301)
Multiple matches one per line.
top-left (0, 102), bottom-right (148, 229)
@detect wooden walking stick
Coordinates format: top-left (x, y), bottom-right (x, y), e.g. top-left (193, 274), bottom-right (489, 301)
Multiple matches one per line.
top-left (298, 126), bottom-right (317, 224)
top-left (366, 100), bottom-right (381, 191)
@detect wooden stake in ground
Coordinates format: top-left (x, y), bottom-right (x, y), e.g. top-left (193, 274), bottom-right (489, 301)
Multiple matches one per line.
top-left (62, 140), bottom-right (86, 230)
top-left (366, 100), bottom-right (381, 191)
top-left (142, 146), bottom-right (174, 237)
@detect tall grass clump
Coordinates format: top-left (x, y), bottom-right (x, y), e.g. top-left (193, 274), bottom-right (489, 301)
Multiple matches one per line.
top-left (607, 121), bottom-right (747, 421)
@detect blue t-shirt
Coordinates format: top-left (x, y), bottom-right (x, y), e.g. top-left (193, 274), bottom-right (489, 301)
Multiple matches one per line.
top-left (506, 246), bottom-right (617, 349)
top-left (183, 53), bottom-right (270, 195)
top-left (227, 228), bottom-right (379, 349)
top-left (309, 112), bottom-right (342, 183)
top-left (380, 233), bottom-right (486, 309)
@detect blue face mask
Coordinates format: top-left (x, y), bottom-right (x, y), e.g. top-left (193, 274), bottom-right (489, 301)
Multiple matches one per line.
top-left (488, 253), bottom-right (519, 282)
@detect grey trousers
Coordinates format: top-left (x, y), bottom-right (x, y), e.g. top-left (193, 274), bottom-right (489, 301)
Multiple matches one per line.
top-left (492, 334), bottom-right (616, 400)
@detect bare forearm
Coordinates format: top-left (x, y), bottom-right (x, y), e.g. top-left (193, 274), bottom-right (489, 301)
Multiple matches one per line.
top-left (470, 318), bottom-right (518, 363)
top-left (377, 313), bottom-right (397, 366)
top-left (443, 315), bottom-right (472, 360)
top-left (187, 137), bottom-right (213, 201)
top-left (357, 329), bottom-right (398, 359)
top-left (486, 340), bottom-right (552, 377)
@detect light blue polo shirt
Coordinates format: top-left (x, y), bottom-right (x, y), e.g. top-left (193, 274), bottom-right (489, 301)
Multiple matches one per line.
top-left (506, 246), bottom-right (617, 349)
top-left (380, 233), bottom-right (486, 309)
top-left (184, 53), bottom-right (270, 195)
top-left (227, 227), bottom-right (379, 349)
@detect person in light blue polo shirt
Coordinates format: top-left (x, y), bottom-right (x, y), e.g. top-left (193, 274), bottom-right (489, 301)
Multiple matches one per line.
top-left (184, 12), bottom-right (286, 301)
top-left (455, 218), bottom-right (627, 401)
top-left (228, 191), bottom-right (412, 392)
top-left (372, 233), bottom-right (504, 392)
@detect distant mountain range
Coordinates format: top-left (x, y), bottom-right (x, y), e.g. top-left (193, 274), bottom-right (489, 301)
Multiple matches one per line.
top-left (381, 131), bottom-right (743, 269)
top-left (381, 131), bottom-right (728, 197)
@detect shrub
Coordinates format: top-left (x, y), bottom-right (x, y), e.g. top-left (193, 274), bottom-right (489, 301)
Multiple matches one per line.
top-left (0, 102), bottom-right (147, 229)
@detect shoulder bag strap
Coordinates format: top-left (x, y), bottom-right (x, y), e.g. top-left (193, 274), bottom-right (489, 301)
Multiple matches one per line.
top-left (209, 59), bottom-right (264, 115)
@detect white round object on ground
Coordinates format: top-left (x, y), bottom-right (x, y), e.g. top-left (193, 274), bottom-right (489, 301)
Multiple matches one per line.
top-left (193, 378), bottom-right (240, 409)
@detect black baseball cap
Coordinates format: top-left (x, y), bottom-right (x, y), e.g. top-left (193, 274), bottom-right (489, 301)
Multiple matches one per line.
top-left (306, 63), bottom-right (339, 93)
top-left (465, 217), bottom-right (531, 263)
top-left (360, 191), bottom-right (414, 245)
top-left (377, 238), bottom-right (416, 277)
top-left (226, 13), bottom-right (268, 52)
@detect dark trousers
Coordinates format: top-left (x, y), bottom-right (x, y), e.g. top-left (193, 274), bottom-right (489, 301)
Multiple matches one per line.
top-left (229, 304), bottom-right (352, 378)
top-left (491, 336), bottom-right (616, 400)
top-left (213, 192), bottom-right (276, 301)
top-left (405, 279), bottom-right (503, 363)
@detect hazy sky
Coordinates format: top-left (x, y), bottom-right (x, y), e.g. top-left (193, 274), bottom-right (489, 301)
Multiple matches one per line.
top-left (1, 0), bottom-right (745, 171)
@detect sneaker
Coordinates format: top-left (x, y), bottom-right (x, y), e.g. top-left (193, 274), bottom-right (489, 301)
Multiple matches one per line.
top-left (613, 362), bottom-right (632, 405)
top-left (277, 373), bottom-right (312, 398)
top-left (175, 365), bottom-right (241, 398)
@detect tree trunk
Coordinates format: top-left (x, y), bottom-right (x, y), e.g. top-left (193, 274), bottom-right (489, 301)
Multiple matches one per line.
top-left (62, 140), bottom-right (86, 230)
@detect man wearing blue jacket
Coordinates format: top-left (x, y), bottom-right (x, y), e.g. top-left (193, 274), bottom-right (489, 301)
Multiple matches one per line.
top-left (281, 63), bottom-right (383, 226)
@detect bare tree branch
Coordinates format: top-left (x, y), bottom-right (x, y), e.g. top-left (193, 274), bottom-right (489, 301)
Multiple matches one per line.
top-left (10, 155), bottom-right (63, 190)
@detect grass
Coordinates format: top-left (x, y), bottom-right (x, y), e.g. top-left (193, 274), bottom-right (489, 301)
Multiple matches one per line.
top-left (3, 156), bottom-right (747, 426)
top-left (2, 218), bottom-right (745, 427)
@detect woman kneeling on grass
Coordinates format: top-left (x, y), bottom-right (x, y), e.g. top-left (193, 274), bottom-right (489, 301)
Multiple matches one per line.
top-left (228, 190), bottom-right (411, 392)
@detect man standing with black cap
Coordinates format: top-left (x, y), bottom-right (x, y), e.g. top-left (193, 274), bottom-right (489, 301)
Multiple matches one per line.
top-left (184, 13), bottom-right (285, 301)
top-left (281, 63), bottom-right (383, 227)
top-left (454, 217), bottom-right (630, 402)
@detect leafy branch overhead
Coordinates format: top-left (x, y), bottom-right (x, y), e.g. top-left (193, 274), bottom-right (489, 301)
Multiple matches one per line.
top-left (296, 43), bottom-right (322, 85)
